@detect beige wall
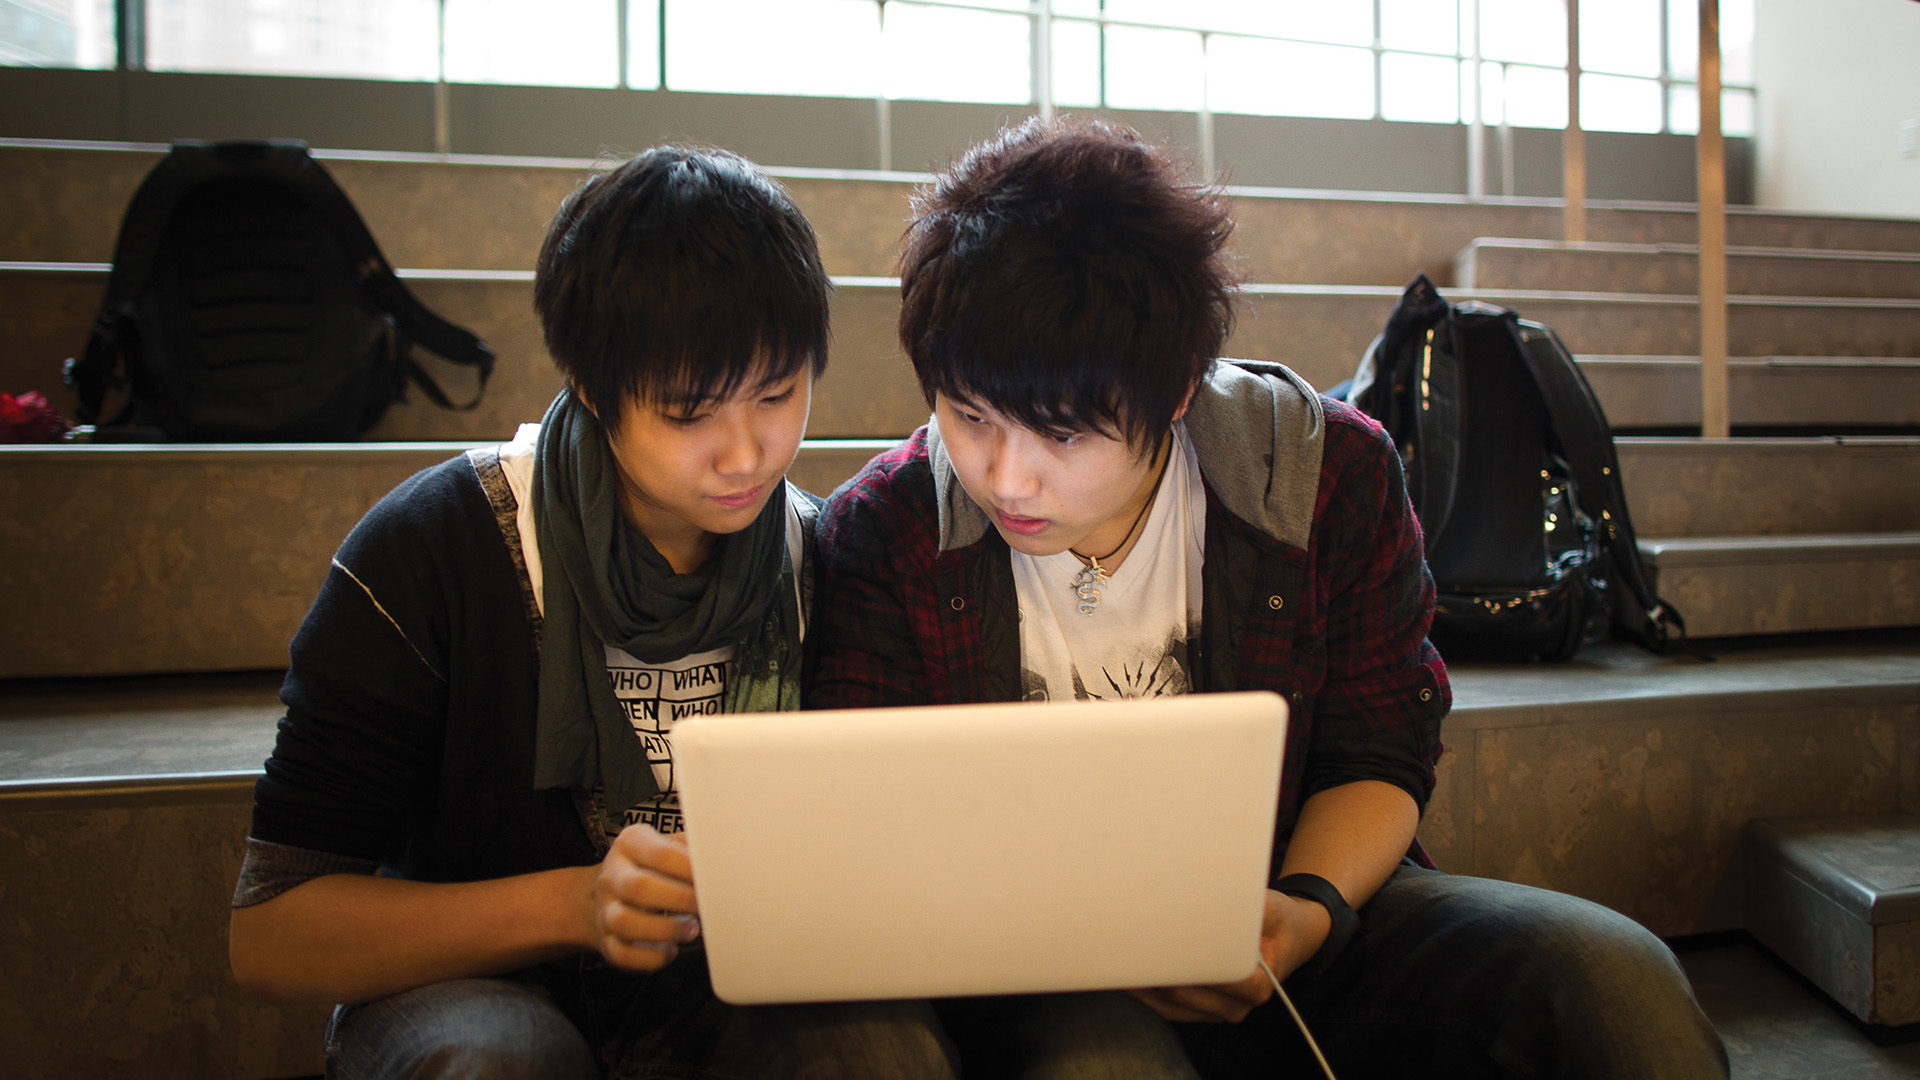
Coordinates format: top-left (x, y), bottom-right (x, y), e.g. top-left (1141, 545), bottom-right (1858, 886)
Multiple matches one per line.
top-left (0, 66), bottom-right (1742, 203)
top-left (1755, 0), bottom-right (1920, 220)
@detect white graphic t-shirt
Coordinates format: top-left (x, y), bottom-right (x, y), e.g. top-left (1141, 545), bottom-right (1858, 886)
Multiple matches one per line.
top-left (1012, 424), bottom-right (1206, 701)
top-left (601, 643), bottom-right (732, 837)
top-left (496, 422), bottom-right (803, 842)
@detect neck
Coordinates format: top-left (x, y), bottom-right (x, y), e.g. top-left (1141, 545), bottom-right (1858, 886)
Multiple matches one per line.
top-left (617, 486), bottom-right (716, 576)
top-left (1072, 433), bottom-right (1171, 578)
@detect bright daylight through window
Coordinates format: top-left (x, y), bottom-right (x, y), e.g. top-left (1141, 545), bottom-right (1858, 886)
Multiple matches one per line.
top-left (2, 0), bottom-right (1754, 137)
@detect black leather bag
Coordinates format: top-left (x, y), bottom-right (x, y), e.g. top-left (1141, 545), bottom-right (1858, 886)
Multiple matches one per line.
top-left (65, 139), bottom-right (494, 441)
top-left (1344, 273), bottom-right (1682, 660)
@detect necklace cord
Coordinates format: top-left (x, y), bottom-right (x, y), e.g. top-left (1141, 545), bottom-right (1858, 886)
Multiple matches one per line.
top-left (1070, 433), bottom-right (1172, 568)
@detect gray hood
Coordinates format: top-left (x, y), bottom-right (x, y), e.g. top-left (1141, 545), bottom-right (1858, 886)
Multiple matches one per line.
top-left (930, 359), bottom-right (1326, 553)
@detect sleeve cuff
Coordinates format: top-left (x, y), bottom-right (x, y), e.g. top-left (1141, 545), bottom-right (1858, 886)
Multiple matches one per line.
top-left (231, 836), bottom-right (379, 908)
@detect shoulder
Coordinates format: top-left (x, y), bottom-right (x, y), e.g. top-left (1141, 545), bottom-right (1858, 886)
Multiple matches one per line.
top-left (339, 454), bottom-right (490, 553)
top-left (332, 454), bottom-right (512, 611)
top-left (1318, 395), bottom-right (1398, 477)
top-left (819, 427), bottom-right (936, 554)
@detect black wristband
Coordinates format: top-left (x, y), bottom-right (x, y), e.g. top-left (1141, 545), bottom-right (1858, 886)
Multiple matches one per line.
top-left (1273, 872), bottom-right (1360, 983)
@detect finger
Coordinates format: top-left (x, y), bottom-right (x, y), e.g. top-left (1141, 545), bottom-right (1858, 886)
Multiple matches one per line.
top-left (1209, 969), bottom-right (1276, 1010)
top-left (601, 902), bottom-right (701, 949)
top-left (613, 825), bottom-right (695, 884)
top-left (602, 856), bottom-right (699, 914)
top-left (1160, 984), bottom-right (1259, 1024)
top-left (1127, 988), bottom-right (1222, 1024)
top-left (599, 934), bottom-right (678, 973)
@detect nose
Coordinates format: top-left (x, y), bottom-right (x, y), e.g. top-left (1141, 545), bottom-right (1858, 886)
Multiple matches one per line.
top-left (712, 409), bottom-right (765, 479)
top-left (985, 429), bottom-right (1041, 503)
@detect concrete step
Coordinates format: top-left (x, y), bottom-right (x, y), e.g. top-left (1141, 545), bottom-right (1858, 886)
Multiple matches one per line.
top-left (5, 436), bottom-right (1914, 677)
top-left (9, 264), bottom-right (1920, 442)
top-left (1430, 633), bottom-right (1920, 938)
top-left (0, 139), bottom-right (917, 279)
top-left (0, 439), bottom-right (891, 678)
top-left (1744, 813), bottom-right (1920, 1026)
top-left (0, 668), bottom-right (327, 1076)
top-left (1583, 356), bottom-right (1920, 431)
top-left (1458, 238), bottom-right (1920, 300)
top-left (9, 138), bottom-right (1920, 286)
top-left (1616, 437), bottom-right (1920, 538)
top-left (1639, 532), bottom-right (1920, 638)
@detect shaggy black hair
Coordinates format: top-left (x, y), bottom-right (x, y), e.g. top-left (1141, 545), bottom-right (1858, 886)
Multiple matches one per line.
top-left (535, 146), bottom-right (831, 431)
top-left (898, 117), bottom-right (1236, 453)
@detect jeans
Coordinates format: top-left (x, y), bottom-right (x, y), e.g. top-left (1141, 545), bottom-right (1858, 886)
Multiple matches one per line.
top-left (1177, 864), bottom-right (1731, 1080)
top-left (329, 868), bottom-right (1727, 1079)
top-left (326, 942), bottom-right (1196, 1080)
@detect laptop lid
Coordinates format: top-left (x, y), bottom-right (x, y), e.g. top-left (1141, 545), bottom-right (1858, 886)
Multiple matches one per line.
top-left (672, 691), bottom-right (1288, 1005)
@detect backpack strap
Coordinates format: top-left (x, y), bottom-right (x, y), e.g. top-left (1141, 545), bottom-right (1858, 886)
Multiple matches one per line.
top-left (1366, 273), bottom-right (1463, 550)
top-left (1506, 317), bottom-right (1685, 650)
top-left (284, 153), bottom-right (497, 410)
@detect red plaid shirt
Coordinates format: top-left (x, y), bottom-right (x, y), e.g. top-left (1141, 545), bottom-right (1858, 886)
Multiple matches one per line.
top-left (809, 396), bottom-right (1449, 871)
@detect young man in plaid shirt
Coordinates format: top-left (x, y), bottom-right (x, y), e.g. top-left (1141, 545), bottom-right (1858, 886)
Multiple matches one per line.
top-left (808, 119), bottom-right (1728, 1079)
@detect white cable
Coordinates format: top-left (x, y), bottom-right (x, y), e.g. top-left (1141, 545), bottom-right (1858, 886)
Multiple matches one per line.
top-left (1257, 957), bottom-right (1339, 1080)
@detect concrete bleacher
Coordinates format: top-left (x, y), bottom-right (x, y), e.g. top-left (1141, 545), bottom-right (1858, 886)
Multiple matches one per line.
top-left (2, 137), bottom-right (1919, 1077)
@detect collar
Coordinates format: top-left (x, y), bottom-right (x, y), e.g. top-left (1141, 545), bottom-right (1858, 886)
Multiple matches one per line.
top-left (929, 360), bottom-right (1326, 554)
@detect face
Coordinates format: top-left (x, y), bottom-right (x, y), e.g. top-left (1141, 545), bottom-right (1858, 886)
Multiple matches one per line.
top-left (934, 392), bottom-right (1165, 559)
top-left (597, 368), bottom-right (813, 565)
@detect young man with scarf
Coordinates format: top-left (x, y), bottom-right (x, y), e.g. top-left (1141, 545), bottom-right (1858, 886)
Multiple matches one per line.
top-left (228, 147), bottom-right (942, 1078)
top-left (809, 119), bottom-right (1730, 1079)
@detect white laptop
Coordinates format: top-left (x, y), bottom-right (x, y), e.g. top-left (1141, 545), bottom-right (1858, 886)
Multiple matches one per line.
top-left (671, 691), bottom-right (1288, 1005)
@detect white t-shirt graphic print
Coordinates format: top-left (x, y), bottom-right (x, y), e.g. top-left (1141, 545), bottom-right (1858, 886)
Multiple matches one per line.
top-left (1012, 425), bottom-right (1206, 701)
top-left (602, 643), bottom-right (733, 837)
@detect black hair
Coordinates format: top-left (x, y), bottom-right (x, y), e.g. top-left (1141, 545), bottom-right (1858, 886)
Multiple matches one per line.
top-left (534, 146), bottom-right (831, 432)
top-left (898, 117), bottom-right (1236, 453)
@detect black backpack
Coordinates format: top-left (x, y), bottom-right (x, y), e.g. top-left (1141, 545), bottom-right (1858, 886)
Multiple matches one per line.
top-left (1343, 273), bottom-right (1683, 661)
top-left (65, 140), bottom-right (494, 441)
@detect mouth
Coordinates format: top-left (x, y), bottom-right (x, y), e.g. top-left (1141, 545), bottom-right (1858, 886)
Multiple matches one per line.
top-left (712, 483), bottom-right (767, 510)
top-left (993, 509), bottom-right (1051, 537)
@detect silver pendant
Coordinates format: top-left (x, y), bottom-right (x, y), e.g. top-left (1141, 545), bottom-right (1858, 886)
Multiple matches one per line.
top-left (1071, 560), bottom-right (1109, 616)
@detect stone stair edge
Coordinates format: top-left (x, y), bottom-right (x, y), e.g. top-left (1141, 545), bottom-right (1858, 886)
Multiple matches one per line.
top-left (1616, 434), bottom-right (1920, 450)
top-left (19, 260), bottom-right (1920, 313)
top-left (0, 439), bottom-right (902, 460)
top-left (10, 135), bottom-right (1920, 230)
top-left (1639, 531), bottom-right (1920, 565)
top-left (1448, 645), bottom-right (1920, 731)
top-left (1581, 355), bottom-right (1920, 367)
top-left (4, 435), bottom-right (1910, 461)
top-left (1460, 237), bottom-right (1920, 263)
top-left (0, 770), bottom-right (257, 812)
top-left (1747, 814), bottom-right (1920, 925)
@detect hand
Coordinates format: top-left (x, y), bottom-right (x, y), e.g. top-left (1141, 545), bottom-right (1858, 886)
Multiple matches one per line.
top-left (1128, 889), bottom-right (1332, 1024)
top-left (582, 824), bottom-right (700, 972)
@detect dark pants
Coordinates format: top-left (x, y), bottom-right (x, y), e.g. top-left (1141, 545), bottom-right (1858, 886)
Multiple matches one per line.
top-left (1179, 865), bottom-right (1730, 1080)
top-left (329, 868), bottom-right (1728, 1079)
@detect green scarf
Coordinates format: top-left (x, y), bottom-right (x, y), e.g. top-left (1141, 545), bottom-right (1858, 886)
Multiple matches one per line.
top-left (531, 392), bottom-right (794, 810)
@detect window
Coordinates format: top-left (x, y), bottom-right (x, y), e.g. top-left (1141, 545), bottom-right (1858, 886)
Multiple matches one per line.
top-left (145, 0), bottom-right (439, 81)
top-left (666, 0), bottom-right (878, 98)
top-left (1, 0), bottom-right (115, 67)
top-left (444, 0), bottom-right (619, 88)
top-left (1208, 35), bottom-right (1373, 120)
top-left (1383, 52), bottom-right (1460, 124)
top-left (2, 0), bottom-right (1759, 140)
top-left (882, 2), bottom-right (1027, 104)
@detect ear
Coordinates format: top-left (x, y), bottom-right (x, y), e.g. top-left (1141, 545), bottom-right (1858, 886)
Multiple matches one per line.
top-left (1169, 377), bottom-right (1201, 424)
top-left (570, 383), bottom-right (599, 420)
